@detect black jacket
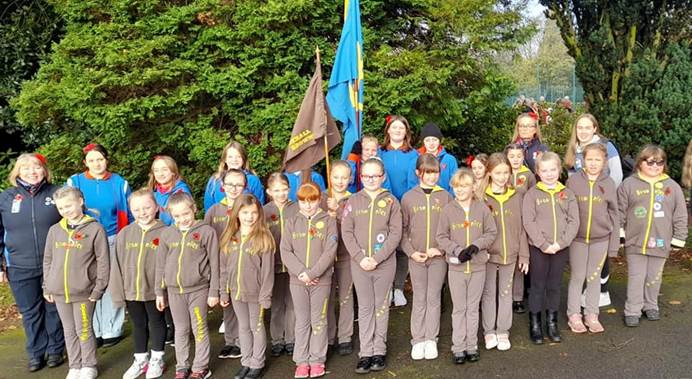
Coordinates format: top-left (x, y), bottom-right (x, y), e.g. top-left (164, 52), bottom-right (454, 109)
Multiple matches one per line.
top-left (0, 182), bottom-right (61, 271)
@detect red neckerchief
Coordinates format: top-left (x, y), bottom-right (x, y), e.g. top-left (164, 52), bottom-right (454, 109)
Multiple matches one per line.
top-left (156, 182), bottom-right (174, 194)
top-left (417, 145), bottom-right (442, 156)
top-left (84, 171), bottom-right (112, 180)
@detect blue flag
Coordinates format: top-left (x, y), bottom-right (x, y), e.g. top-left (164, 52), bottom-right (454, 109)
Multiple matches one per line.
top-left (327, 0), bottom-right (364, 160)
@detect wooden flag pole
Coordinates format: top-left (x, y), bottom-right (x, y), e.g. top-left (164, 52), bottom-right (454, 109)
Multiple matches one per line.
top-left (317, 46), bottom-right (332, 197)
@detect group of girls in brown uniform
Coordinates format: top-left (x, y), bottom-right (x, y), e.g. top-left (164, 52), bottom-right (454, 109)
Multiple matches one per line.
top-left (39, 112), bottom-right (687, 379)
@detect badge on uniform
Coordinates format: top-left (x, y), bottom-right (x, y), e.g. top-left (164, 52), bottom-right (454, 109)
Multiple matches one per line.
top-left (374, 243), bottom-right (383, 252)
top-left (656, 239), bottom-right (665, 248)
top-left (633, 206), bottom-right (647, 218)
top-left (44, 196), bottom-right (55, 206)
top-left (376, 233), bottom-right (386, 243)
top-left (655, 195), bottom-right (664, 202)
top-left (653, 202), bottom-right (662, 211)
top-left (647, 237), bottom-right (657, 248)
top-left (654, 211), bottom-right (665, 218)
top-left (11, 194), bottom-right (23, 213)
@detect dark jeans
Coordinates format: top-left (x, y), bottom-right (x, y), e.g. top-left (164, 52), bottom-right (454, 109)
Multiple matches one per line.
top-left (8, 267), bottom-right (64, 360)
top-left (126, 300), bottom-right (166, 353)
top-left (528, 246), bottom-right (569, 313)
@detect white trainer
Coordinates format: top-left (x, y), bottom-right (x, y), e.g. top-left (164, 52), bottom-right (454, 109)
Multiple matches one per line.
top-left (497, 334), bottom-right (511, 351)
top-left (411, 342), bottom-right (426, 360)
top-left (66, 368), bottom-right (81, 379)
top-left (424, 340), bottom-right (438, 360)
top-left (393, 289), bottom-right (407, 307)
top-left (123, 357), bottom-right (148, 379)
top-left (145, 354), bottom-right (165, 378)
top-left (599, 291), bottom-right (611, 307)
top-left (218, 321), bottom-right (225, 334)
top-left (484, 333), bottom-right (498, 350)
top-left (79, 367), bottom-right (98, 379)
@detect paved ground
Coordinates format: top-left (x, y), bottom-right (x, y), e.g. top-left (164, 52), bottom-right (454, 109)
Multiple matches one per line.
top-left (1, 259), bottom-right (691, 379)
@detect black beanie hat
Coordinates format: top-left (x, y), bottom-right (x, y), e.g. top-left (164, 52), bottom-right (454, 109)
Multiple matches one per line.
top-left (420, 122), bottom-right (443, 140)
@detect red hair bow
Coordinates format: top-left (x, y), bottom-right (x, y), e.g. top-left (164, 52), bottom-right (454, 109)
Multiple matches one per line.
top-left (82, 143), bottom-right (97, 154)
top-left (528, 111), bottom-right (539, 121)
top-left (465, 154), bottom-right (475, 167)
top-left (34, 153), bottom-right (47, 165)
top-left (385, 115), bottom-right (392, 125)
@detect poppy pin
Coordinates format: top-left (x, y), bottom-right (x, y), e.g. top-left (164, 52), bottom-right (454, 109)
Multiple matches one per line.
top-left (308, 227), bottom-right (317, 238)
top-left (14, 194), bottom-right (23, 201)
top-left (73, 232), bottom-right (84, 241)
top-left (664, 187), bottom-right (671, 196)
top-left (517, 177), bottom-right (526, 186)
top-left (558, 191), bottom-right (567, 200)
top-left (270, 214), bottom-right (279, 222)
top-left (152, 238), bottom-right (160, 246)
top-left (463, 220), bottom-right (470, 229)
top-left (192, 232), bottom-right (201, 241)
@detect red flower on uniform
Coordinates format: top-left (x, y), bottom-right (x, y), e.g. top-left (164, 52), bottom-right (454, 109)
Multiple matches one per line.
top-left (517, 176), bottom-right (526, 186)
top-left (73, 233), bottom-right (84, 241)
top-left (270, 214), bottom-right (279, 222)
top-left (308, 227), bottom-right (317, 237)
top-left (463, 220), bottom-right (470, 229)
top-left (558, 191), bottom-right (567, 200)
top-left (152, 238), bottom-right (160, 246)
top-left (192, 232), bottom-right (201, 241)
top-left (385, 197), bottom-right (393, 205)
top-left (664, 187), bottom-right (672, 196)
top-left (14, 194), bottom-right (23, 201)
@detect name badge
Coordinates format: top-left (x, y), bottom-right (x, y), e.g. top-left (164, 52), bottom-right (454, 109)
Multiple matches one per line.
top-left (449, 257), bottom-right (460, 265)
top-left (654, 211), bottom-right (665, 218)
top-left (11, 194), bottom-right (23, 213)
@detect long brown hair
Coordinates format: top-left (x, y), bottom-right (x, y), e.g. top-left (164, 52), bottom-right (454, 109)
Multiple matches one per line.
top-left (215, 141), bottom-right (252, 178)
top-left (147, 155), bottom-right (182, 190)
top-left (564, 113), bottom-right (603, 169)
top-left (510, 113), bottom-right (542, 143)
top-left (221, 194), bottom-right (275, 255)
top-left (479, 153), bottom-right (513, 198)
top-left (382, 115), bottom-right (413, 152)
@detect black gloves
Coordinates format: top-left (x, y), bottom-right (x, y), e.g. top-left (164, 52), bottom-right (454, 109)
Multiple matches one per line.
top-left (458, 244), bottom-right (479, 263)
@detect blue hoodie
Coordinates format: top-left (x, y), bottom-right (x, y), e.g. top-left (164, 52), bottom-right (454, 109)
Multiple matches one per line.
top-left (380, 148), bottom-right (418, 200)
top-left (154, 179), bottom-right (192, 226)
top-left (203, 170), bottom-right (265, 211)
top-left (286, 171), bottom-right (326, 202)
top-left (410, 146), bottom-right (459, 193)
top-left (67, 172), bottom-right (132, 236)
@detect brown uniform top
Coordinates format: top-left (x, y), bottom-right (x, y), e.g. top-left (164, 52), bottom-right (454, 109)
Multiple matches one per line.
top-left (155, 221), bottom-right (220, 298)
top-left (43, 217), bottom-right (110, 303)
top-left (110, 220), bottom-right (166, 306)
top-left (341, 189), bottom-right (403, 265)
top-left (482, 187), bottom-right (529, 266)
top-left (617, 173), bottom-right (688, 257)
top-left (264, 200), bottom-right (299, 273)
top-left (566, 170), bottom-right (620, 255)
top-left (280, 209), bottom-right (338, 286)
top-left (400, 185), bottom-right (453, 266)
top-left (512, 165), bottom-right (536, 195)
top-left (204, 198), bottom-right (233, 241)
top-left (332, 192), bottom-right (353, 266)
top-left (436, 199), bottom-right (497, 273)
top-left (220, 231), bottom-right (274, 308)
top-left (522, 182), bottom-right (580, 251)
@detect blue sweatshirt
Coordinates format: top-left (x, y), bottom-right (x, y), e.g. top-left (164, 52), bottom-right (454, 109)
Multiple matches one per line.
top-left (0, 182), bottom-right (61, 270)
top-left (286, 171), bottom-right (326, 202)
top-left (154, 180), bottom-right (192, 226)
top-left (67, 172), bottom-right (132, 236)
top-left (380, 147), bottom-right (418, 200)
top-left (203, 170), bottom-right (265, 211)
top-left (410, 146), bottom-right (459, 193)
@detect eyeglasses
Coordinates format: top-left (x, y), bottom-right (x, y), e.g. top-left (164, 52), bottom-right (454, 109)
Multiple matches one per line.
top-left (518, 124), bottom-right (536, 129)
top-left (223, 183), bottom-right (245, 189)
top-left (644, 160), bottom-right (665, 167)
top-left (361, 174), bottom-right (384, 181)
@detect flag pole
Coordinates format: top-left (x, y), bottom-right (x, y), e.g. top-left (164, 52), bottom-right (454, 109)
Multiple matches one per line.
top-left (317, 46), bottom-right (332, 197)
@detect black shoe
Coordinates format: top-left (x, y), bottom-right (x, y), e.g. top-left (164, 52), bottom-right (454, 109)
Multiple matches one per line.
top-left (270, 344), bottom-right (285, 357)
top-left (355, 357), bottom-right (371, 374)
top-left (513, 301), bottom-right (526, 314)
top-left (102, 336), bottom-right (123, 348)
top-left (466, 350), bottom-right (480, 362)
top-left (338, 342), bottom-right (353, 356)
top-left (546, 310), bottom-right (561, 343)
top-left (96, 337), bottom-right (104, 348)
top-left (285, 343), bottom-right (294, 354)
top-left (234, 366), bottom-right (250, 379)
top-left (370, 355), bottom-right (386, 371)
top-left (46, 354), bottom-right (64, 368)
top-left (453, 352), bottom-right (466, 364)
top-left (529, 312), bottom-right (544, 344)
top-left (327, 344), bottom-right (335, 357)
top-left (644, 309), bottom-right (660, 321)
top-left (166, 326), bottom-right (175, 345)
top-left (244, 367), bottom-right (263, 379)
top-left (28, 357), bottom-right (45, 372)
top-left (219, 344), bottom-right (242, 359)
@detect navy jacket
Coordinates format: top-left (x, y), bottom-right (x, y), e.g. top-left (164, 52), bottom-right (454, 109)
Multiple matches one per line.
top-left (0, 183), bottom-right (61, 271)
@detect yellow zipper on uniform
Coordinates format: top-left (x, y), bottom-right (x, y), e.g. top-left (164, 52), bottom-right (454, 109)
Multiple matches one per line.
top-left (425, 194), bottom-right (431, 251)
top-left (235, 237), bottom-right (245, 300)
top-left (641, 181), bottom-right (655, 255)
top-left (465, 209), bottom-right (471, 274)
top-left (499, 200), bottom-right (507, 265)
top-left (306, 217), bottom-right (313, 268)
top-left (279, 205), bottom-right (286, 272)
top-left (550, 193), bottom-right (557, 243)
top-left (135, 229), bottom-right (147, 301)
top-left (64, 230), bottom-right (75, 303)
top-left (176, 231), bottom-right (188, 294)
top-left (367, 198), bottom-right (375, 258)
top-left (585, 181), bottom-right (595, 244)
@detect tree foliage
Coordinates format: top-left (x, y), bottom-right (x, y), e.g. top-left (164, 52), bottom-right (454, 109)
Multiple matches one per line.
top-left (12, 0), bottom-right (535, 198)
top-left (541, 0), bottom-right (691, 179)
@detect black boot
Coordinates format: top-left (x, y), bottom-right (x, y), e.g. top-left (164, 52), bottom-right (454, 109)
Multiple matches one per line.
top-left (546, 310), bottom-right (561, 343)
top-left (529, 312), bottom-right (544, 344)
